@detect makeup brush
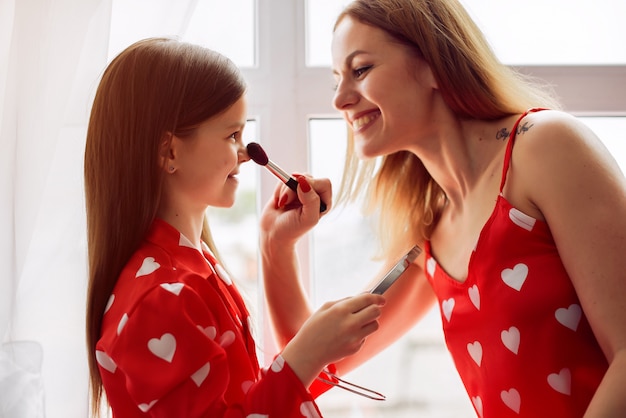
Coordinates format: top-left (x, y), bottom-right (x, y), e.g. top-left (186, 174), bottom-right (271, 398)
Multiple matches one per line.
top-left (246, 142), bottom-right (327, 212)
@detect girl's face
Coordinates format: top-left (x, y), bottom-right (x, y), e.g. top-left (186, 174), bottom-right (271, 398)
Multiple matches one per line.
top-left (168, 96), bottom-right (249, 210)
top-left (331, 17), bottom-right (437, 158)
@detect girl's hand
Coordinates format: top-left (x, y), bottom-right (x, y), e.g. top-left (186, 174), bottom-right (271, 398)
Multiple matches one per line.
top-left (259, 175), bottom-right (332, 246)
top-left (281, 292), bottom-right (386, 387)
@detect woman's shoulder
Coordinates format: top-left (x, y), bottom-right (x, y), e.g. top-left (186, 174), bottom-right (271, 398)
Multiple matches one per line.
top-left (510, 109), bottom-right (613, 170)
top-left (514, 109), bottom-right (599, 150)
top-left (507, 108), bottom-right (623, 217)
top-left (504, 109), bottom-right (619, 218)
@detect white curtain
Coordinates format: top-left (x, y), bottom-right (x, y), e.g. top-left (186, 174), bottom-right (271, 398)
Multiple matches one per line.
top-left (0, 0), bottom-right (111, 416)
top-left (0, 1), bottom-right (212, 417)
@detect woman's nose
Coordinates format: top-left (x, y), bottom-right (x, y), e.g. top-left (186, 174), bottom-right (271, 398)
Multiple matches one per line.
top-left (332, 79), bottom-right (358, 111)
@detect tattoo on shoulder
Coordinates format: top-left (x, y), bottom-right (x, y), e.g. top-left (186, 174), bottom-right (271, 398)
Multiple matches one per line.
top-left (495, 122), bottom-right (535, 141)
top-left (496, 128), bottom-right (510, 140)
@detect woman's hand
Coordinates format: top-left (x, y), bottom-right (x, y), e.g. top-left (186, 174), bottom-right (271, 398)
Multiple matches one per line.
top-left (259, 175), bottom-right (332, 247)
top-left (280, 292), bottom-right (386, 387)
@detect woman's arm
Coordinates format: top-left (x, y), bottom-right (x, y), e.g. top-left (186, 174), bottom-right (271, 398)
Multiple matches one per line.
top-left (334, 258), bottom-right (437, 376)
top-left (512, 110), bottom-right (626, 416)
top-left (260, 176), bottom-right (437, 376)
top-left (259, 176), bottom-right (330, 347)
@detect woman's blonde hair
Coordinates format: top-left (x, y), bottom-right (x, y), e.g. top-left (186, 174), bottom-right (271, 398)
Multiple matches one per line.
top-left (335, 0), bottom-right (560, 257)
top-left (84, 37), bottom-right (246, 415)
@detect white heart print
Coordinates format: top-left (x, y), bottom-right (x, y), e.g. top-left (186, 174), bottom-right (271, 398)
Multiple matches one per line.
top-left (95, 350), bottom-right (117, 373)
top-left (191, 362), bottom-right (210, 387)
top-left (148, 333), bottom-right (176, 363)
top-left (104, 294), bottom-right (115, 313)
top-left (138, 400), bottom-right (157, 412)
top-left (501, 263), bottom-right (528, 291)
top-left (501, 326), bottom-right (520, 354)
top-left (500, 388), bottom-right (521, 413)
top-left (300, 401), bottom-right (321, 418)
top-left (241, 380), bottom-right (254, 394)
top-left (468, 285), bottom-right (480, 310)
top-left (219, 330), bottom-right (236, 348)
top-left (467, 341), bottom-right (483, 366)
top-left (471, 396), bottom-right (483, 418)
top-left (555, 304), bottom-right (582, 331)
top-left (197, 325), bottom-right (217, 340)
top-left (117, 313), bottom-right (128, 335)
top-left (160, 282), bottom-right (184, 296)
top-left (442, 298), bottom-right (455, 322)
top-left (215, 264), bottom-right (232, 285)
top-left (547, 368), bottom-right (571, 395)
top-left (271, 355), bottom-right (285, 373)
top-left (136, 257), bottom-right (160, 278)
top-left (426, 257), bottom-right (436, 277)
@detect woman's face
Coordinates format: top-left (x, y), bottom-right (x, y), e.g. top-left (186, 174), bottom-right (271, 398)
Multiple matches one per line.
top-left (168, 96), bottom-right (249, 210)
top-left (331, 16), bottom-right (437, 158)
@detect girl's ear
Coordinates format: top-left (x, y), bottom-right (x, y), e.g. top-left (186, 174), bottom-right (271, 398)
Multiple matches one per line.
top-left (159, 132), bottom-right (176, 173)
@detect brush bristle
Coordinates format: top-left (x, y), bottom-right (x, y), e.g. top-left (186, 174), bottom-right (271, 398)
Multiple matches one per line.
top-left (246, 142), bottom-right (269, 166)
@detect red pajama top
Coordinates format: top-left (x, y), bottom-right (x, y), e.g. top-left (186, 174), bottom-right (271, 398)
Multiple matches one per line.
top-left (96, 219), bottom-right (328, 417)
top-left (424, 109), bottom-right (608, 417)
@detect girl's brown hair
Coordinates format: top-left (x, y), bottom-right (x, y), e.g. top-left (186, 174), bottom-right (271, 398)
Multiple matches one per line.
top-left (84, 37), bottom-right (246, 415)
top-left (335, 0), bottom-right (560, 257)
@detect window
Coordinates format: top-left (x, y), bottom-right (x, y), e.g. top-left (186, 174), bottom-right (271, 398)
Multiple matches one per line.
top-left (108, 0), bottom-right (256, 66)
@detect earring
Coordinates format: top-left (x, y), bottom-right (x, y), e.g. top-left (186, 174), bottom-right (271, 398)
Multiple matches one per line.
top-left (169, 166), bottom-right (175, 173)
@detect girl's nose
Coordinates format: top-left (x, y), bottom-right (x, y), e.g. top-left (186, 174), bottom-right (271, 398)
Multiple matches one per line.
top-left (238, 143), bottom-right (250, 163)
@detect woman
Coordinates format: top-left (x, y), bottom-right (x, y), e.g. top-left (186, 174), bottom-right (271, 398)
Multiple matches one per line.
top-left (84, 37), bottom-right (385, 417)
top-left (260, 1), bottom-right (626, 416)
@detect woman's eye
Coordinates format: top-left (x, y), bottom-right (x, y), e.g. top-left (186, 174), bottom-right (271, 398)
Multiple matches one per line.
top-left (353, 66), bottom-right (371, 78)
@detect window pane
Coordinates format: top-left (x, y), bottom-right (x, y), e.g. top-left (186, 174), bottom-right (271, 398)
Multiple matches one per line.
top-left (109, 0), bottom-right (256, 67)
top-left (184, 0), bottom-right (256, 67)
top-left (306, 0), bottom-right (626, 66)
top-left (580, 117), bottom-right (626, 172)
top-left (305, 0), bottom-right (352, 67)
top-left (309, 118), bottom-right (379, 300)
top-left (309, 118), bottom-right (473, 416)
top-left (208, 119), bottom-right (259, 328)
top-left (461, 0), bottom-right (626, 65)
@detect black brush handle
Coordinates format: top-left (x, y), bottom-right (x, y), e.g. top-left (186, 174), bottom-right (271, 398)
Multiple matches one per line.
top-left (285, 176), bottom-right (327, 212)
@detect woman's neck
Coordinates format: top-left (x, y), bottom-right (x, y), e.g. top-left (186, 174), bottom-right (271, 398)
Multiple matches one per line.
top-left (414, 115), bottom-right (517, 209)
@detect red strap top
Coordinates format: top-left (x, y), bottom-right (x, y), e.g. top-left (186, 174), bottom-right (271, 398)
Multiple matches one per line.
top-left (424, 109), bottom-right (607, 417)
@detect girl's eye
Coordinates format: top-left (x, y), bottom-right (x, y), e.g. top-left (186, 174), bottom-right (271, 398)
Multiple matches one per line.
top-left (229, 132), bottom-right (239, 141)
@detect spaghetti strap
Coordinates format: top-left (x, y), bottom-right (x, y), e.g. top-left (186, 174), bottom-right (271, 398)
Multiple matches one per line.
top-left (498, 107), bottom-right (548, 193)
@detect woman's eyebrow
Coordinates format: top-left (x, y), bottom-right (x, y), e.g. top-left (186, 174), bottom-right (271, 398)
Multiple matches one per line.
top-left (332, 50), bottom-right (367, 76)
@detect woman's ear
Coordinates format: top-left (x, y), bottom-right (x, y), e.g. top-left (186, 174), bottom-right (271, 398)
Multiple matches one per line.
top-left (159, 132), bottom-right (176, 174)
top-left (410, 53), bottom-right (438, 90)
top-left (417, 60), bottom-right (438, 90)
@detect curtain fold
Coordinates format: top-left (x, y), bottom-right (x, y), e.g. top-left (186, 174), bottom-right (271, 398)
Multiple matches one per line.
top-left (0, 1), bottom-right (206, 416)
top-left (1, 0), bottom-right (111, 416)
